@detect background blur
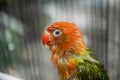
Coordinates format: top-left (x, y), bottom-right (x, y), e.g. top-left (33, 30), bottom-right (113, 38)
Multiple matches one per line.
top-left (0, 0), bottom-right (120, 80)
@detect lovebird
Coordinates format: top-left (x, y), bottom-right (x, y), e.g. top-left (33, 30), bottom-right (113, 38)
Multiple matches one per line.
top-left (42, 22), bottom-right (109, 80)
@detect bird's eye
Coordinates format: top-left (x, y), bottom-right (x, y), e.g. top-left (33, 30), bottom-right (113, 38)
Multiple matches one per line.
top-left (53, 29), bottom-right (62, 37)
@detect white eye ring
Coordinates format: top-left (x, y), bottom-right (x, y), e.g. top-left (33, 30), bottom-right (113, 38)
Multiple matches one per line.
top-left (53, 29), bottom-right (62, 37)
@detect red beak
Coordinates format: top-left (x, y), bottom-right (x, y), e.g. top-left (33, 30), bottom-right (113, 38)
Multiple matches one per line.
top-left (42, 31), bottom-right (51, 46)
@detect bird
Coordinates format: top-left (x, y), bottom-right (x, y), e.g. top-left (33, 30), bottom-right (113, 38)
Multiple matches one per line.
top-left (42, 22), bottom-right (109, 80)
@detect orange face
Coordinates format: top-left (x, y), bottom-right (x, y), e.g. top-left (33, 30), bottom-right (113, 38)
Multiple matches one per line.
top-left (42, 22), bottom-right (86, 79)
top-left (42, 22), bottom-right (83, 48)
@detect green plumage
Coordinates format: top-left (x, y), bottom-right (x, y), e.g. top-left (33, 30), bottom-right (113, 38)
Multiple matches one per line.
top-left (67, 47), bottom-right (109, 80)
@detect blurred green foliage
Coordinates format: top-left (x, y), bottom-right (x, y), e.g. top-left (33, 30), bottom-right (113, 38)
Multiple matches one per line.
top-left (0, 37), bottom-right (12, 72)
top-left (0, 0), bottom-right (12, 5)
top-left (0, 24), bottom-right (23, 72)
top-left (39, 0), bottom-right (54, 4)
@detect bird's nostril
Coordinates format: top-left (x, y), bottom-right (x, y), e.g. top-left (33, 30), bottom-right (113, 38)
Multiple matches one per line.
top-left (47, 41), bottom-right (50, 44)
top-left (47, 40), bottom-right (53, 46)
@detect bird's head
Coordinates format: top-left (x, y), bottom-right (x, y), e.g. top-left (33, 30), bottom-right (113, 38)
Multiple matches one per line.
top-left (42, 22), bottom-right (86, 55)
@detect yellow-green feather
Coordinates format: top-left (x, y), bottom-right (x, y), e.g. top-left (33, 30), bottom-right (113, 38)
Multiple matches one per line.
top-left (66, 47), bottom-right (109, 80)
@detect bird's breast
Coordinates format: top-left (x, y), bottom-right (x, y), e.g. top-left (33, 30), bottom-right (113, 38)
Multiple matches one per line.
top-left (57, 57), bottom-right (77, 79)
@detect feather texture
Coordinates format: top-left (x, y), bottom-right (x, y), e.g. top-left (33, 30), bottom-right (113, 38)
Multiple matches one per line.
top-left (42, 22), bottom-right (109, 80)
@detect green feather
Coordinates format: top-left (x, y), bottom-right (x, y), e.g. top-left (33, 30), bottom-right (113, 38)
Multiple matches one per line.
top-left (67, 47), bottom-right (109, 80)
top-left (75, 47), bottom-right (109, 80)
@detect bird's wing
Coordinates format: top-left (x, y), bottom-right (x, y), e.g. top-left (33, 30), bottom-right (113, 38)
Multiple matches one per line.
top-left (76, 56), bottom-right (109, 80)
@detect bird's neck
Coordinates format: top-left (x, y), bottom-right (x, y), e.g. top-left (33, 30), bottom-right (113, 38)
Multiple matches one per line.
top-left (50, 44), bottom-right (92, 79)
top-left (50, 35), bottom-right (91, 79)
top-left (50, 37), bottom-right (86, 64)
